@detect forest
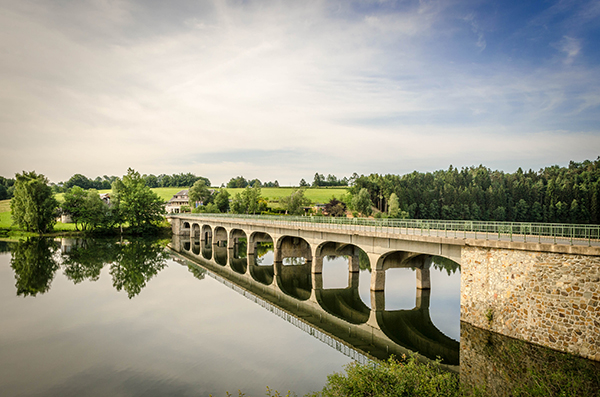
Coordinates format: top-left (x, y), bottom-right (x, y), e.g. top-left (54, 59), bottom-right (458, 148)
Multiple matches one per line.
top-left (348, 158), bottom-right (600, 224)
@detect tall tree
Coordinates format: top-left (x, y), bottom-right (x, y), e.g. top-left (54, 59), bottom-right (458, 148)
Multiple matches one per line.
top-left (188, 180), bottom-right (212, 207)
top-left (352, 188), bottom-right (373, 217)
top-left (388, 193), bottom-right (401, 218)
top-left (11, 171), bottom-right (58, 233)
top-left (111, 168), bottom-right (165, 232)
top-left (213, 189), bottom-right (231, 213)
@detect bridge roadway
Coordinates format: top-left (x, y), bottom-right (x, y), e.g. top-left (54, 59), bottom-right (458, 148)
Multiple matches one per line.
top-left (170, 214), bottom-right (600, 362)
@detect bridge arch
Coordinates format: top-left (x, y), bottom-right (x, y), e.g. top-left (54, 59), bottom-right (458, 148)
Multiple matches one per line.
top-left (191, 223), bottom-right (201, 238)
top-left (201, 225), bottom-right (212, 242)
top-left (275, 236), bottom-right (312, 301)
top-left (248, 232), bottom-right (274, 285)
top-left (229, 229), bottom-right (248, 275)
top-left (181, 221), bottom-right (191, 235)
top-left (214, 227), bottom-right (228, 246)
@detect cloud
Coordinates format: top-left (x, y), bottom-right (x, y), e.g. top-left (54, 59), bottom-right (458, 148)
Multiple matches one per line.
top-left (556, 35), bottom-right (581, 64)
top-left (0, 1), bottom-right (599, 184)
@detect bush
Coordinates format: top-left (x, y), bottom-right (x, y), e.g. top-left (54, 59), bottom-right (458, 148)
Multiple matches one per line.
top-left (308, 355), bottom-right (461, 397)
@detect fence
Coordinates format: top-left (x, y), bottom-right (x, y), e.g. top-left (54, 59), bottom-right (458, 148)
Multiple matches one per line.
top-left (171, 213), bottom-right (600, 247)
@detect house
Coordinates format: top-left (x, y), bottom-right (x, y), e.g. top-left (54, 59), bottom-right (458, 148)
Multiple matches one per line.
top-left (165, 190), bottom-right (189, 213)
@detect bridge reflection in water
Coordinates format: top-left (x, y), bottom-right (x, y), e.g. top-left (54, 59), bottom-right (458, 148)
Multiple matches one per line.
top-left (169, 234), bottom-right (459, 370)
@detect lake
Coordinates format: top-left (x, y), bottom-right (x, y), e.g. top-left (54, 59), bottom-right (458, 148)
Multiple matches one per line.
top-left (1, 236), bottom-right (597, 396)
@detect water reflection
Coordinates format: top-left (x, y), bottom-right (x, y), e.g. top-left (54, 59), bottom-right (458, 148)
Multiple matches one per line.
top-left (11, 238), bottom-right (60, 297)
top-left (229, 238), bottom-right (247, 274)
top-left (9, 237), bottom-right (169, 299)
top-left (314, 272), bottom-right (370, 325)
top-left (172, 234), bottom-right (459, 367)
top-left (249, 241), bottom-right (274, 285)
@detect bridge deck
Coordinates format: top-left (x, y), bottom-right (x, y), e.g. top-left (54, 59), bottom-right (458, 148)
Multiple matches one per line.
top-left (171, 214), bottom-right (600, 256)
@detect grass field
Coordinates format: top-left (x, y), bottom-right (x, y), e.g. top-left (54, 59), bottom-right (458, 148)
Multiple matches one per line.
top-left (221, 187), bottom-right (348, 203)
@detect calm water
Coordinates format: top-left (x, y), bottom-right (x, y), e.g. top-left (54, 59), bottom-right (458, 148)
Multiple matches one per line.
top-left (0, 236), bottom-right (461, 396)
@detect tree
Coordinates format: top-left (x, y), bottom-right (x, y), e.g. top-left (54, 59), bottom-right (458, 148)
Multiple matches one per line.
top-left (313, 173), bottom-right (325, 187)
top-left (62, 187), bottom-right (110, 231)
top-left (388, 193), bottom-right (401, 218)
top-left (231, 185), bottom-right (264, 214)
top-left (0, 184), bottom-right (8, 200)
top-left (324, 198), bottom-right (347, 217)
top-left (299, 178), bottom-right (309, 187)
top-left (111, 168), bottom-right (165, 232)
top-left (280, 189), bottom-right (311, 215)
top-left (352, 188), bottom-right (373, 217)
top-left (227, 176), bottom-right (248, 188)
top-left (11, 171), bottom-right (59, 233)
top-left (189, 179), bottom-right (212, 207)
top-left (213, 189), bottom-right (231, 212)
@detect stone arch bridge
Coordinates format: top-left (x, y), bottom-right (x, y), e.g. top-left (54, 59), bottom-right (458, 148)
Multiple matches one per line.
top-left (170, 214), bottom-right (600, 362)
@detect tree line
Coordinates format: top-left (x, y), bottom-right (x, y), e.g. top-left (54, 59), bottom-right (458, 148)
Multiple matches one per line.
top-left (348, 158), bottom-right (600, 224)
top-left (48, 172), bottom-right (211, 192)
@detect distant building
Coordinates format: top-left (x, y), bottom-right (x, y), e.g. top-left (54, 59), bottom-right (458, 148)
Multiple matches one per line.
top-left (100, 193), bottom-right (110, 205)
top-left (165, 190), bottom-right (189, 213)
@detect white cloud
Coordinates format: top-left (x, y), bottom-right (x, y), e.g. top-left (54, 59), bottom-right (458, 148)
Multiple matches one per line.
top-left (0, 1), bottom-right (598, 184)
top-left (557, 35), bottom-right (581, 64)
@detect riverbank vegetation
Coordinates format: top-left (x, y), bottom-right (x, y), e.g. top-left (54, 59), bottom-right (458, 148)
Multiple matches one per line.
top-left (2, 168), bottom-right (168, 238)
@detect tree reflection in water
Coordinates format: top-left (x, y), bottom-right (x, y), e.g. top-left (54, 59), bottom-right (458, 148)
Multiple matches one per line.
top-left (10, 238), bottom-right (60, 297)
top-left (9, 237), bottom-right (170, 299)
top-left (109, 240), bottom-right (170, 298)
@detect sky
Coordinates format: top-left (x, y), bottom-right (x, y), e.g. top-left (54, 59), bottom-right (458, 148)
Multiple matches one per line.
top-left (1, 0), bottom-right (599, 186)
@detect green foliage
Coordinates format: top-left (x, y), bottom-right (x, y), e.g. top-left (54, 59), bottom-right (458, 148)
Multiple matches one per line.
top-left (308, 355), bottom-right (461, 397)
top-left (312, 173), bottom-right (348, 187)
top-left (194, 202), bottom-right (220, 213)
top-left (11, 171), bottom-right (59, 233)
top-left (231, 185), bottom-right (266, 214)
top-left (0, 176), bottom-right (15, 200)
top-left (227, 176), bottom-right (249, 188)
top-left (189, 179), bottom-right (212, 206)
top-left (10, 237), bottom-right (60, 296)
top-left (213, 189), bottom-right (231, 213)
top-left (62, 187), bottom-right (112, 231)
top-left (351, 188), bottom-right (373, 217)
top-left (111, 168), bottom-right (165, 233)
top-left (280, 189), bottom-right (311, 215)
top-left (348, 158), bottom-right (600, 224)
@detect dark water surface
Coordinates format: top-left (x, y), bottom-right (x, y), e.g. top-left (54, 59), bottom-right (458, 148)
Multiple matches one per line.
top-left (0, 236), bottom-right (461, 396)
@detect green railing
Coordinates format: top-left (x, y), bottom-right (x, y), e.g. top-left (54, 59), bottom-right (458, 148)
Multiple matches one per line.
top-left (170, 213), bottom-right (600, 247)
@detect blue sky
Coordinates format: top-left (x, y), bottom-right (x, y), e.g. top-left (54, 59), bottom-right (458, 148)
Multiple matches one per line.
top-left (0, 0), bottom-right (599, 185)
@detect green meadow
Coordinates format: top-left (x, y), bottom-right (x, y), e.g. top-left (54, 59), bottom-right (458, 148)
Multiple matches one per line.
top-left (220, 186), bottom-right (348, 203)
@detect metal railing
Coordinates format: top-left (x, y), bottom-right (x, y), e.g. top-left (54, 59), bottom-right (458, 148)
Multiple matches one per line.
top-left (170, 213), bottom-right (600, 247)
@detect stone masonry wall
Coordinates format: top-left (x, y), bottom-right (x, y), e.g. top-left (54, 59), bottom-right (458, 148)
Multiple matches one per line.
top-left (461, 246), bottom-right (600, 361)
